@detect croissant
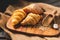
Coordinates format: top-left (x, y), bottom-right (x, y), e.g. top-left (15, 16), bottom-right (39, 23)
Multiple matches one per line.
top-left (23, 4), bottom-right (43, 14)
top-left (11, 9), bottom-right (27, 26)
top-left (21, 13), bottom-right (42, 25)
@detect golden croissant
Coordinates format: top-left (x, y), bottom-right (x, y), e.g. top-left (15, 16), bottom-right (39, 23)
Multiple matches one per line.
top-left (23, 4), bottom-right (43, 14)
top-left (11, 9), bottom-right (27, 26)
top-left (21, 13), bottom-right (42, 25)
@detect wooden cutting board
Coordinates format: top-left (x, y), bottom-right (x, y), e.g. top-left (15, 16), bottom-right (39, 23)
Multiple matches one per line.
top-left (6, 17), bottom-right (59, 37)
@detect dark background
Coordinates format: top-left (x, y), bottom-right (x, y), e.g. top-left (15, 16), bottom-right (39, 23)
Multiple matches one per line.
top-left (0, 0), bottom-right (60, 12)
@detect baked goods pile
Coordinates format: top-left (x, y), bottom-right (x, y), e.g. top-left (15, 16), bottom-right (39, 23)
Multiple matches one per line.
top-left (10, 4), bottom-right (43, 26)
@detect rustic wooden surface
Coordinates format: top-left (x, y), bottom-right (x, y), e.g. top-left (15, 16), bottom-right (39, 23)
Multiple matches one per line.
top-left (0, 3), bottom-right (60, 40)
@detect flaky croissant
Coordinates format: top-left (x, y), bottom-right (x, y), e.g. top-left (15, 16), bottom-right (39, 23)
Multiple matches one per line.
top-left (21, 13), bottom-right (42, 25)
top-left (11, 9), bottom-right (27, 26)
top-left (23, 4), bottom-right (43, 14)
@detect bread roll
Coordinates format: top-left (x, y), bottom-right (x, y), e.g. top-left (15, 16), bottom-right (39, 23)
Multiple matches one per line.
top-left (11, 9), bottom-right (27, 26)
top-left (23, 4), bottom-right (43, 14)
top-left (21, 13), bottom-right (42, 25)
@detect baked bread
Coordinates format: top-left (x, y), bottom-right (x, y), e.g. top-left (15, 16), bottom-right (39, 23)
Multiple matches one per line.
top-left (21, 13), bottom-right (42, 25)
top-left (11, 9), bottom-right (27, 26)
top-left (23, 4), bottom-right (43, 14)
